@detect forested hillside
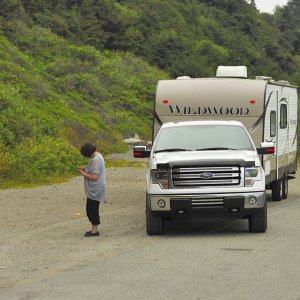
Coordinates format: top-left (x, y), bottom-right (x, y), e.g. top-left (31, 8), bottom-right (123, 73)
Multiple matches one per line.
top-left (0, 30), bottom-right (167, 186)
top-left (0, 0), bottom-right (299, 186)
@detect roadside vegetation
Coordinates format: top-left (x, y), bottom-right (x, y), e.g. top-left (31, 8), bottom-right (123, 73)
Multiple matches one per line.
top-left (0, 0), bottom-right (299, 187)
top-left (0, 30), bottom-right (166, 186)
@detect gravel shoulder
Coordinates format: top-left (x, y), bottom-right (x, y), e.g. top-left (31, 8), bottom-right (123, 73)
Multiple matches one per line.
top-left (0, 167), bottom-right (147, 292)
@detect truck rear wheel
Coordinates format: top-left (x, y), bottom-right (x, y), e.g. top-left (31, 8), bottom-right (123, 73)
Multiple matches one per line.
top-left (248, 204), bottom-right (267, 233)
top-left (272, 178), bottom-right (282, 201)
top-left (146, 194), bottom-right (164, 235)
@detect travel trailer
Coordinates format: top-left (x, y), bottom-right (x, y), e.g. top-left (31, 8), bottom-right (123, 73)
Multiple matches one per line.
top-left (134, 66), bottom-right (297, 234)
top-left (152, 66), bottom-right (298, 201)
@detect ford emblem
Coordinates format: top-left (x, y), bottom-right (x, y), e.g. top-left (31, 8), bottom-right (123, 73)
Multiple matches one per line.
top-left (200, 172), bottom-right (214, 179)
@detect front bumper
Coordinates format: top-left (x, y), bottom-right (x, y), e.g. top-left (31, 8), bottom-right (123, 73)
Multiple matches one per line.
top-left (148, 192), bottom-right (266, 218)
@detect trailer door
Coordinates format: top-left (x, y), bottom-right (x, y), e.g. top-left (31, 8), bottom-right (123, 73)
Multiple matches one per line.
top-left (263, 86), bottom-right (278, 183)
top-left (278, 95), bottom-right (289, 178)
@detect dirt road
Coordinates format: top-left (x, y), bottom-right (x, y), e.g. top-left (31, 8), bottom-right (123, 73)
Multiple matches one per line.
top-left (1, 166), bottom-right (300, 299)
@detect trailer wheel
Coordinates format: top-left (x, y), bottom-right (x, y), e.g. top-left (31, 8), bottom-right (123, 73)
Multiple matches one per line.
top-left (249, 204), bottom-right (267, 233)
top-left (272, 178), bottom-right (282, 201)
top-left (146, 194), bottom-right (164, 235)
top-left (282, 175), bottom-right (288, 200)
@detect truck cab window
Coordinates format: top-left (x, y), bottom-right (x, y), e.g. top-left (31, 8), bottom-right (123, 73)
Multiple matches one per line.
top-left (270, 111), bottom-right (276, 137)
top-left (280, 104), bottom-right (287, 129)
top-left (153, 125), bottom-right (254, 152)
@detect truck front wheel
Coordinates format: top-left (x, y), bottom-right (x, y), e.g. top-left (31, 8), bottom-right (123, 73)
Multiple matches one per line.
top-left (146, 194), bottom-right (164, 235)
top-left (248, 204), bottom-right (267, 233)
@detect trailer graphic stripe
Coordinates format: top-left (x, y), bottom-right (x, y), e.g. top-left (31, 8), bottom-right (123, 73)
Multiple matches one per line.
top-left (154, 112), bottom-right (163, 126)
top-left (249, 91), bottom-right (273, 134)
top-left (291, 132), bottom-right (297, 149)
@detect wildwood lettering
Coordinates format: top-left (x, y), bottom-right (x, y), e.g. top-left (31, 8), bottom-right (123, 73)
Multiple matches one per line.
top-left (168, 105), bottom-right (250, 116)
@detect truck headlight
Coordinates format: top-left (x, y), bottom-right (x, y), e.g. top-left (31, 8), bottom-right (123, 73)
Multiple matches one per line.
top-left (245, 167), bottom-right (261, 187)
top-left (150, 169), bottom-right (169, 189)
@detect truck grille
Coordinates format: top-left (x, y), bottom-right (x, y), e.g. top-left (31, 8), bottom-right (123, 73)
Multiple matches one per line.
top-left (171, 196), bottom-right (225, 208)
top-left (191, 197), bottom-right (224, 207)
top-left (172, 166), bottom-right (241, 187)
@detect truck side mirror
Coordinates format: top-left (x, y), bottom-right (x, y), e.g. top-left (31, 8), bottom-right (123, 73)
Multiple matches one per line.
top-left (133, 146), bottom-right (151, 158)
top-left (257, 142), bottom-right (275, 155)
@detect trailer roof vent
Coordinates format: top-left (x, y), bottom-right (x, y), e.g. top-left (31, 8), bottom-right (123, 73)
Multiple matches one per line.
top-left (276, 80), bottom-right (291, 85)
top-left (256, 76), bottom-right (272, 81)
top-left (216, 66), bottom-right (247, 79)
top-left (176, 76), bottom-right (191, 80)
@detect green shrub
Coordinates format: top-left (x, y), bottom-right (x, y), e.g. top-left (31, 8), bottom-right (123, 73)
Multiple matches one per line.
top-left (0, 31), bottom-right (168, 186)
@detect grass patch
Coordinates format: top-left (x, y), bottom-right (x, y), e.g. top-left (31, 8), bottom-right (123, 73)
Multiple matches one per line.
top-left (105, 159), bottom-right (147, 168)
top-left (0, 174), bottom-right (73, 189)
top-left (0, 160), bottom-right (147, 189)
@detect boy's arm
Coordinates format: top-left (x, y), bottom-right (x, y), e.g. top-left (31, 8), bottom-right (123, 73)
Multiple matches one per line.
top-left (78, 168), bottom-right (98, 181)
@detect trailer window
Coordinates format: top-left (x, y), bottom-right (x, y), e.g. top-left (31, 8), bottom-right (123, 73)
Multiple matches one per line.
top-left (270, 111), bottom-right (276, 137)
top-left (280, 104), bottom-right (287, 129)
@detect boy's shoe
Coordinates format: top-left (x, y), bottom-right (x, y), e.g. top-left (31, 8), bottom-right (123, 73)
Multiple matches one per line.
top-left (84, 231), bottom-right (99, 237)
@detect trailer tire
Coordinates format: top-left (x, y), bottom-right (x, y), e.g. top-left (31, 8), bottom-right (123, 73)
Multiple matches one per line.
top-left (272, 178), bottom-right (282, 201)
top-left (249, 204), bottom-right (267, 233)
top-left (146, 194), bottom-right (164, 235)
top-left (282, 175), bottom-right (288, 200)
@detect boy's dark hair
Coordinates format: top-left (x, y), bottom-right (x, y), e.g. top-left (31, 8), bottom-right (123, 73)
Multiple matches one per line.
top-left (80, 143), bottom-right (96, 157)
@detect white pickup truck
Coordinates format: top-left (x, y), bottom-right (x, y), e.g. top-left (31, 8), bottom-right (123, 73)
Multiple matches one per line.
top-left (134, 120), bottom-right (275, 235)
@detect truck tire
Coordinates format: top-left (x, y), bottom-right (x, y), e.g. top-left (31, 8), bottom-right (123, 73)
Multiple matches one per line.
top-left (248, 204), bottom-right (267, 233)
top-left (146, 194), bottom-right (164, 235)
top-left (272, 178), bottom-right (282, 201)
top-left (282, 175), bottom-right (288, 200)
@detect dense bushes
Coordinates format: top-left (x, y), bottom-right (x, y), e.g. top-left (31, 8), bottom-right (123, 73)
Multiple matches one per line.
top-left (0, 136), bottom-right (83, 186)
top-left (0, 31), bottom-right (167, 186)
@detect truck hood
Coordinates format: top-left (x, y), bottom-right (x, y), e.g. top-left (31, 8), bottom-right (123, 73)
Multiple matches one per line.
top-left (152, 150), bottom-right (259, 167)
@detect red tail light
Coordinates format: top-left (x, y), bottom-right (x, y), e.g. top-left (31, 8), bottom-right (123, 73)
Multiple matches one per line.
top-left (266, 147), bottom-right (275, 154)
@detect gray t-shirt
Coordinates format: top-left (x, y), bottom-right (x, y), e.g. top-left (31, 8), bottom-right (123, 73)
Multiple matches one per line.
top-left (84, 153), bottom-right (106, 202)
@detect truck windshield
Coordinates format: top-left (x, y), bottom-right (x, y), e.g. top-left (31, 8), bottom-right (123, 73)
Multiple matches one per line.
top-left (153, 125), bottom-right (255, 153)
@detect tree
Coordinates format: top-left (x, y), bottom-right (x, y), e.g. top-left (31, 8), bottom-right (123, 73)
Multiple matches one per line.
top-left (250, 0), bottom-right (256, 9)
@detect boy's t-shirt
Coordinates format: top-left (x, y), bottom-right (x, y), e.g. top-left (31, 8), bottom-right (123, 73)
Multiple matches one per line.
top-left (84, 153), bottom-right (106, 202)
